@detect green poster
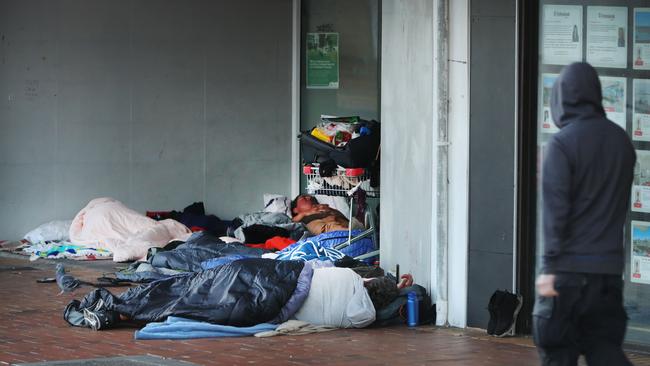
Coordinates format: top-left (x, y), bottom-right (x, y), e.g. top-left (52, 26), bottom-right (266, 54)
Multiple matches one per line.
top-left (306, 32), bottom-right (339, 89)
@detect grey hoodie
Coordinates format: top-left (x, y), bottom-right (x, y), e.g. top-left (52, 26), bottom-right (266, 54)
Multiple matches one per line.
top-left (542, 62), bottom-right (636, 275)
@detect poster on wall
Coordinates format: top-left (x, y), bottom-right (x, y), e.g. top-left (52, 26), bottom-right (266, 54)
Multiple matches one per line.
top-left (306, 32), bottom-right (340, 89)
top-left (633, 79), bottom-right (650, 141)
top-left (539, 73), bottom-right (560, 134)
top-left (541, 5), bottom-right (583, 65)
top-left (586, 6), bottom-right (628, 69)
top-left (634, 8), bottom-right (650, 70)
top-left (631, 221), bottom-right (650, 284)
top-left (600, 76), bottom-right (627, 129)
top-left (632, 151), bottom-right (650, 213)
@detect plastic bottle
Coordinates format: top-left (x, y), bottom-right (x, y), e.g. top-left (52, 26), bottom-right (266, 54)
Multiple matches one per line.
top-left (407, 291), bottom-right (419, 327)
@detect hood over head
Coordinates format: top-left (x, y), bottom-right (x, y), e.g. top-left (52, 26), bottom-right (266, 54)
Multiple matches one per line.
top-left (550, 62), bottom-right (606, 129)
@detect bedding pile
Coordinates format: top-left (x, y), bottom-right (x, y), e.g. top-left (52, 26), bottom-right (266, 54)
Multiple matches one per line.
top-left (69, 198), bottom-right (192, 262)
top-left (12, 194), bottom-right (401, 340)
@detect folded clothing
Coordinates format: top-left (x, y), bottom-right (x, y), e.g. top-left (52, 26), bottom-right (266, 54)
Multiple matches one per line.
top-left (254, 319), bottom-right (336, 337)
top-left (135, 316), bottom-right (277, 340)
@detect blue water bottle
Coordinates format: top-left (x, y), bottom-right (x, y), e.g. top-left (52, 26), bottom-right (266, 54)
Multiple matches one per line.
top-left (407, 291), bottom-right (419, 327)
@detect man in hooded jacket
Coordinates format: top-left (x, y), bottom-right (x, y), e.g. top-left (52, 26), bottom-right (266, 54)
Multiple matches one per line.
top-left (533, 62), bottom-right (635, 365)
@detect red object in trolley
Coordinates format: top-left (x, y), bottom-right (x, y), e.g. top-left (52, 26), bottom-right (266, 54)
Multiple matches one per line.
top-left (345, 168), bottom-right (364, 177)
top-left (303, 164), bottom-right (365, 177)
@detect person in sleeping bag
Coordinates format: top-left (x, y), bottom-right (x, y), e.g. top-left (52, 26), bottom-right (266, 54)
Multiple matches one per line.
top-left (63, 259), bottom-right (399, 331)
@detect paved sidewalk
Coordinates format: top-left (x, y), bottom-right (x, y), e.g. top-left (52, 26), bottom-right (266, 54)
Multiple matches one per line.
top-left (1, 254), bottom-right (649, 366)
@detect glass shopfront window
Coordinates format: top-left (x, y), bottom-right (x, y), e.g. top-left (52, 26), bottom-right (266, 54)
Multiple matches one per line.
top-left (300, 0), bottom-right (380, 132)
top-left (536, 0), bottom-right (650, 346)
top-left (298, 0), bottom-right (381, 191)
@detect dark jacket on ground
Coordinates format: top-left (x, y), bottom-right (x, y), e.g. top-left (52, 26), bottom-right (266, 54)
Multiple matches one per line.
top-left (543, 62), bottom-right (636, 275)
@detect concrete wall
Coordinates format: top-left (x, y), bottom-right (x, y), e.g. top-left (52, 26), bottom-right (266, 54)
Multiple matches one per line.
top-left (380, 0), bottom-right (434, 292)
top-left (0, 0), bottom-right (293, 240)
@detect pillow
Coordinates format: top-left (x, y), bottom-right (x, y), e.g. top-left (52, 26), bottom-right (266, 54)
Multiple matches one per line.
top-left (263, 194), bottom-right (292, 217)
top-left (24, 219), bottom-right (73, 243)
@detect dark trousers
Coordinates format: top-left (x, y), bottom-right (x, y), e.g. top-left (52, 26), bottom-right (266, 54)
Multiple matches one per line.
top-left (533, 273), bottom-right (631, 366)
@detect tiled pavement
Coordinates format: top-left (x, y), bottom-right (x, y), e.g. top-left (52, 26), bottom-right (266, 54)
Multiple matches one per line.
top-left (1, 254), bottom-right (650, 366)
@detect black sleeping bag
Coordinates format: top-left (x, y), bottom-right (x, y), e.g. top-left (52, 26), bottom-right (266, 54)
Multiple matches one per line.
top-left (149, 231), bottom-right (266, 272)
top-left (65, 258), bottom-right (305, 327)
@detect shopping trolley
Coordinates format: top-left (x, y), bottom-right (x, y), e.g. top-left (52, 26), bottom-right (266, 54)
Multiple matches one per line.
top-left (302, 163), bottom-right (379, 261)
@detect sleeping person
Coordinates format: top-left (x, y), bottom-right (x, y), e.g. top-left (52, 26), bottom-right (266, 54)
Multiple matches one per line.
top-left (283, 194), bottom-right (375, 260)
top-left (291, 194), bottom-right (363, 235)
top-left (63, 259), bottom-right (398, 331)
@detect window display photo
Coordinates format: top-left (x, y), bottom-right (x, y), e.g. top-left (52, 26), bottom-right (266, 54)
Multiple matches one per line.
top-left (587, 6), bottom-right (628, 69)
top-left (632, 150), bottom-right (650, 213)
top-left (541, 5), bottom-right (583, 65)
top-left (634, 8), bottom-right (650, 70)
top-left (634, 79), bottom-right (650, 141)
top-left (539, 73), bottom-right (560, 134)
top-left (631, 221), bottom-right (650, 284)
top-left (599, 76), bottom-right (627, 129)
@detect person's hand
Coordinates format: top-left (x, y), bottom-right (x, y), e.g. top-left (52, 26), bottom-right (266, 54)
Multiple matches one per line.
top-left (536, 274), bottom-right (558, 297)
top-left (306, 205), bottom-right (330, 214)
top-left (314, 204), bottom-right (330, 211)
top-left (397, 274), bottom-right (413, 289)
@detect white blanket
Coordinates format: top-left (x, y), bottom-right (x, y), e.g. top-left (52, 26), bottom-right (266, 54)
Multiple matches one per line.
top-left (69, 197), bottom-right (191, 262)
top-left (294, 267), bottom-right (376, 328)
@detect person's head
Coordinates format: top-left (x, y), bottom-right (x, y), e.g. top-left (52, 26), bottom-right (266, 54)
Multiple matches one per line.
top-left (364, 276), bottom-right (399, 310)
top-left (551, 62), bottom-right (605, 129)
top-left (291, 194), bottom-right (319, 216)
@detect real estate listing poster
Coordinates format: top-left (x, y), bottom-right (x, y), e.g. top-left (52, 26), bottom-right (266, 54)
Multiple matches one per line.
top-left (539, 73), bottom-right (560, 134)
top-left (599, 76), bottom-right (627, 129)
top-left (632, 151), bottom-right (650, 213)
top-left (542, 5), bottom-right (583, 65)
top-left (587, 6), bottom-right (628, 69)
top-left (631, 220), bottom-right (650, 284)
top-left (634, 8), bottom-right (650, 70)
top-left (633, 79), bottom-right (650, 141)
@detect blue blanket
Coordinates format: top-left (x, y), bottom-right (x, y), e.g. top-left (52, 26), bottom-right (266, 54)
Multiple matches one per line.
top-left (277, 230), bottom-right (375, 262)
top-left (275, 240), bottom-right (346, 262)
top-left (135, 316), bottom-right (277, 340)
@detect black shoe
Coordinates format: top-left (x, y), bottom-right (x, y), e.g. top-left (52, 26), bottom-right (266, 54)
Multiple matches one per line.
top-left (82, 299), bottom-right (119, 331)
top-left (493, 291), bottom-right (523, 337)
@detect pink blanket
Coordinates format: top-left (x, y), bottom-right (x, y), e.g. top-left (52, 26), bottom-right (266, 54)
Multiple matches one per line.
top-left (69, 198), bottom-right (191, 262)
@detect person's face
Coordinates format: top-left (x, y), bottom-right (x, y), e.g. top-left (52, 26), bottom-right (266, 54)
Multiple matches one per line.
top-left (294, 195), bottom-right (316, 214)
